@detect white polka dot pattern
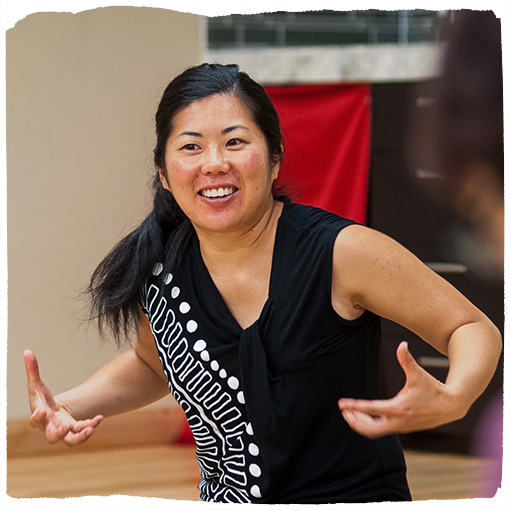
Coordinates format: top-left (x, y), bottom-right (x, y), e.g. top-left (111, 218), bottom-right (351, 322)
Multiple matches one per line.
top-left (193, 339), bottom-right (206, 352)
top-left (186, 320), bottom-right (198, 333)
top-left (250, 485), bottom-right (262, 498)
top-left (249, 464), bottom-right (262, 477)
top-left (179, 302), bottom-right (191, 314)
top-left (227, 376), bottom-right (240, 390)
top-left (142, 264), bottom-right (265, 502)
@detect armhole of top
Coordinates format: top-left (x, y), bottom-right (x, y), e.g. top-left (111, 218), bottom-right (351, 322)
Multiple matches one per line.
top-left (323, 223), bottom-right (367, 327)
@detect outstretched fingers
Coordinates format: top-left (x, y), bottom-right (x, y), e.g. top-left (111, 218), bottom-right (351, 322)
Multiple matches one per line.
top-left (63, 415), bottom-right (104, 446)
top-left (63, 428), bottom-right (95, 446)
top-left (338, 342), bottom-right (452, 438)
top-left (72, 415), bottom-right (104, 433)
top-left (338, 397), bottom-right (399, 416)
top-left (341, 409), bottom-right (392, 439)
top-left (44, 421), bottom-right (75, 444)
top-left (339, 399), bottom-right (402, 438)
top-left (22, 350), bottom-right (106, 446)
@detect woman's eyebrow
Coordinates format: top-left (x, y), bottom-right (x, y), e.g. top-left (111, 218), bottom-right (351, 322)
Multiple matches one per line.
top-left (176, 125), bottom-right (248, 138)
top-left (221, 125), bottom-right (248, 135)
top-left (177, 131), bottom-right (202, 138)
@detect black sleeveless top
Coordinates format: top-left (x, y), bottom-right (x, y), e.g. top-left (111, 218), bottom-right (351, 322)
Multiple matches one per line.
top-left (140, 198), bottom-right (412, 503)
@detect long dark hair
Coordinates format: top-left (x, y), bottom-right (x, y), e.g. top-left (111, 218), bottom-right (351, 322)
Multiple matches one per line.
top-left (87, 63), bottom-right (284, 345)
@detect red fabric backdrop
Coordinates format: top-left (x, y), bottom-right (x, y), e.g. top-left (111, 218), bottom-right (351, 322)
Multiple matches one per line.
top-left (265, 83), bottom-right (372, 224)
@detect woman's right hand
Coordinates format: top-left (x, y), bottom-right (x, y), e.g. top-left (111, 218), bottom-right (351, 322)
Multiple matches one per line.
top-left (23, 350), bottom-right (104, 446)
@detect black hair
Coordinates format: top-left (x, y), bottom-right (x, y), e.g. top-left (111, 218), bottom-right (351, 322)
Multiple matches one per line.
top-left (87, 63), bottom-right (284, 345)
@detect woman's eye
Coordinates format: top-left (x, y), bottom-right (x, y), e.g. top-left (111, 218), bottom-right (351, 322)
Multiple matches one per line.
top-left (181, 143), bottom-right (200, 151)
top-left (226, 138), bottom-right (243, 147)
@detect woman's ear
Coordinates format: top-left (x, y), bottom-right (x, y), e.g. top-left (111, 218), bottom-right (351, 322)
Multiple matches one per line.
top-left (158, 167), bottom-right (171, 192)
top-left (272, 162), bottom-right (280, 182)
top-left (272, 144), bottom-right (284, 181)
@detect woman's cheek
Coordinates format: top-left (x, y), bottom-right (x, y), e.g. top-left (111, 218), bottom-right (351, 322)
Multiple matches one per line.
top-left (168, 161), bottom-right (197, 186)
top-left (240, 151), bottom-right (268, 176)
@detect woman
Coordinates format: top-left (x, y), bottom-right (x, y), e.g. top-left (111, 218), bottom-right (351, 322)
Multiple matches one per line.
top-left (24, 63), bottom-right (501, 503)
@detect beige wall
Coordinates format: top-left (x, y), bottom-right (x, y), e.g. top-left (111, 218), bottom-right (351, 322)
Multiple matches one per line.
top-left (7, 7), bottom-right (203, 418)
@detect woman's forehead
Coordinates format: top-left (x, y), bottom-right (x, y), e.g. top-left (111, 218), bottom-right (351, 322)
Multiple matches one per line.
top-left (172, 94), bottom-right (255, 132)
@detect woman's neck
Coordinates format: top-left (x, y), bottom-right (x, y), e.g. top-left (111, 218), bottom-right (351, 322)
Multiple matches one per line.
top-left (196, 199), bottom-right (283, 278)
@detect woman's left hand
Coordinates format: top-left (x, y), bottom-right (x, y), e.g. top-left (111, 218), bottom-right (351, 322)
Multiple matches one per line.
top-left (338, 341), bottom-right (466, 439)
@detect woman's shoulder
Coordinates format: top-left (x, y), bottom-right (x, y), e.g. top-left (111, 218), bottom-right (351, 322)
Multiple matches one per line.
top-left (281, 197), bottom-right (357, 234)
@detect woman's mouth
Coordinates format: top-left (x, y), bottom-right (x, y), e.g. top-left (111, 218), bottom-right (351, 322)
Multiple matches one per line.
top-left (199, 187), bottom-right (238, 198)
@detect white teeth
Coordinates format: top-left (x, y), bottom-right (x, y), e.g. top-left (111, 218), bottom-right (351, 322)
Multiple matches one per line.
top-left (201, 187), bottom-right (236, 198)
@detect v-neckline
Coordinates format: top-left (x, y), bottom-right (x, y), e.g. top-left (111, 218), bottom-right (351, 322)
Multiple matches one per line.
top-left (192, 199), bottom-right (286, 333)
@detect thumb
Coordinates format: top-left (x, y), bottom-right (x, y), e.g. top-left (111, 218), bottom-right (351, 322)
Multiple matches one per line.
top-left (396, 341), bottom-right (421, 381)
top-left (23, 350), bottom-right (42, 386)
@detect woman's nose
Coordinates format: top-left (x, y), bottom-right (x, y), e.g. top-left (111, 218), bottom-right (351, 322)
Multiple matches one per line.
top-left (202, 147), bottom-right (229, 174)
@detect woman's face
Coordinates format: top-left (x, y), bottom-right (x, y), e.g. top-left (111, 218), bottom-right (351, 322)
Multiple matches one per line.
top-left (161, 93), bottom-right (279, 236)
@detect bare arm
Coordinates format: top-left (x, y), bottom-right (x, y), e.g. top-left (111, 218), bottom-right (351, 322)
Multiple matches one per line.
top-left (24, 312), bottom-right (170, 445)
top-left (56, 313), bottom-right (169, 419)
top-left (333, 225), bottom-right (502, 438)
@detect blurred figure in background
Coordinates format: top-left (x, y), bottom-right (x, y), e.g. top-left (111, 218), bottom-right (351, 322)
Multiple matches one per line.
top-left (437, 9), bottom-right (504, 274)
top-left (434, 9), bottom-right (504, 497)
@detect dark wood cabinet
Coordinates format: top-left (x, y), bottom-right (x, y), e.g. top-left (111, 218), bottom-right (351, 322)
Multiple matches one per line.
top-left (369, 82), bottom-right (504, 453)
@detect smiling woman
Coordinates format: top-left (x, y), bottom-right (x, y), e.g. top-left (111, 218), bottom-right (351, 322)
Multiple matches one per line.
top-left (159, 94), bottom-right (280, 237)
top-left (23, 63), bottom-right (501, 504)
